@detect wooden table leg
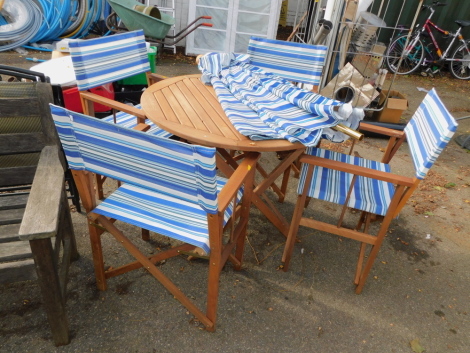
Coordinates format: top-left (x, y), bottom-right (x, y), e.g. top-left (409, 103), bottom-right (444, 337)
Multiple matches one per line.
top-left (217, 148), bottom-right (304, 238)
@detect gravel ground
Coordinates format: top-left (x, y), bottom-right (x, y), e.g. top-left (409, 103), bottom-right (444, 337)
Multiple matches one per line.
top-left (1, 48), bottom-right (469, 353)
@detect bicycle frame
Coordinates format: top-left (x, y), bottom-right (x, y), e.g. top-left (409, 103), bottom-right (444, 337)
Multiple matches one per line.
top-left (413, 6), bottom-right (466, 62)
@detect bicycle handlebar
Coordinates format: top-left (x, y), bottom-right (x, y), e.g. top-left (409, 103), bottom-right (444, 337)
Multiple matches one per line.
top-left (422, 1), bottom-right (447, 10)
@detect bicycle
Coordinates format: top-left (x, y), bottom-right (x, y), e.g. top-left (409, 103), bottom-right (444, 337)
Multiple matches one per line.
top-left (385, 1), bottom-right (470, 80)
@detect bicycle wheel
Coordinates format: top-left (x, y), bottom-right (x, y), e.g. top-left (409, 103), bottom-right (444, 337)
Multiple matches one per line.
top-left (385, 34), bottom-right (425, 75)
top-left (449, 41), bottom-right (470, 80)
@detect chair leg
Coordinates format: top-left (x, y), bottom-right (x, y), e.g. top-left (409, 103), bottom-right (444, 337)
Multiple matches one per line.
top-left (29, 238), bottom-right (70, 346)
top-left (232, 228), bottom-right (247, 271)
top-left (205, 250), bottom-right (222, 332)
top-left (355, 219), bottom-right (392, 294)
top-left (279, 165), bottom-right (291, 203)
top-left (88, 221), bottom-right (107, 291)
top-left (282, 194), bottom-right (307, 270)
top-left (94, 174), bottom-right (105, 200)
top-left (354, 212), bottom-right (371, 285)
top-left (141, 229), bottom-right (150, 241)
top-left (354, 243), bottom-right (367, 285)
top-left (282, 164), bottom-right (314, 270)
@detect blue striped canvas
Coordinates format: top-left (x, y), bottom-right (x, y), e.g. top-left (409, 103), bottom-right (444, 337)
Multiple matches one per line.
top-left (247, 37), bottom-right (327, 85)
top-left (299, 148), bottom-right (395, 216)
top-left (102, 105), bottom-right (172, 138)
top-left (298, 90), bottom-right (457, 216)
top-left (198, 52), bottom-right (345, 147)
top-left (69, 30), bottom-right (150, 91)
top-left (50, 104), bottom-right (242, 253)
top-left (404, 89), bottom-right (458, 179)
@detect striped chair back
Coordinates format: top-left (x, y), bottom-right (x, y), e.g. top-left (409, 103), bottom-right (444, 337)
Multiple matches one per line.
top-left (247, 37), bottom-right (327, 86)
top-left (50, 105), bottom-right (219, 214)
top-left (69, 30), bottom-right (150, 91)
top-left (404, 89), bottom-right (458, 180)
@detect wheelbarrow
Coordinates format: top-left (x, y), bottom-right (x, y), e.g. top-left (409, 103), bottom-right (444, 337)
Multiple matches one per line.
top-left (106, 0), bottom-right (212, 49)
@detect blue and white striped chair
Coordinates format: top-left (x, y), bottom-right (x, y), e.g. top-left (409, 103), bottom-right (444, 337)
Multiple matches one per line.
top-left (69, 30), bottom-right (170, 198)
top-left (49, 104), bottom-right (259, 331)
top-left (69, 29), bottom-right (169, 135)
top-left (240, 37), bottom-right (329, 202)
top-left (282, 89), bottom-right (458, 294)
top-left (246, 36), bottom-right (327, 88)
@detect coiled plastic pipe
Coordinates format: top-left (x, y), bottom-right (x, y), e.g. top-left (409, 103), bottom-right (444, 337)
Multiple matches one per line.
top-left (0, 0), bottom-right (42, 51)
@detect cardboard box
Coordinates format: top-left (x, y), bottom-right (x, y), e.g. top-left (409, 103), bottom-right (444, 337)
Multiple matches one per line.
top-left (374, 90), bottom-right (408, 123)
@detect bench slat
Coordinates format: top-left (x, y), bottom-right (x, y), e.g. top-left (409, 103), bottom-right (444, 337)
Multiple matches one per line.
top-left (0, 193), bottom-right (28, 210)
top-left (0, 258), bottom-right (36, 284)
top-left (0, 223), bottom-right (21, 243)
top-left (0, 208), bottom-right (24, 225)
top-left (0, 240), bottom-right (32, 262)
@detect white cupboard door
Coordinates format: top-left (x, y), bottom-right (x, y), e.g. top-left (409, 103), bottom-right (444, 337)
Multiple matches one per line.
top-left (186, 0), bottom-right (281, 56)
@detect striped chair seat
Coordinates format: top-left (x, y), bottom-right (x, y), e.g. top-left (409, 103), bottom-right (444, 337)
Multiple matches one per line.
top-left (299, 147), bottom-right (396, 216)
top-left (102, 104), bottom-right (172, 138)
top-left (94, 178), bottom-right (241, 254)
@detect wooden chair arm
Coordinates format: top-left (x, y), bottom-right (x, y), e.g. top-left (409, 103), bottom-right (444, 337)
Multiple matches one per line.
top-left (300, 154), bottom-right (415, 187)
top-left (19, 145), bottom-right (65, 240)
top-left (80, 91), bottom-right (146, 119)
top-left (359, 122), bottom-right (405, 138)
top-left (217, 152), bottom-right (260, 212)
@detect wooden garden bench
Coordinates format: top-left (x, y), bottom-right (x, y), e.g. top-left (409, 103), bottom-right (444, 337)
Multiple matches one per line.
top-left (0, 81), bottom-right (79, 346)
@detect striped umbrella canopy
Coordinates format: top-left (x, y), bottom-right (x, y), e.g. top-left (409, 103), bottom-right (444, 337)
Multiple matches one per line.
top-left (198, 52), bottom-right (364, 147)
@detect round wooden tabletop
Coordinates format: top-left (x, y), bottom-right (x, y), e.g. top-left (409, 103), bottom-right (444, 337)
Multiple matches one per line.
top-left (141, 74), bottom-right (304, 152)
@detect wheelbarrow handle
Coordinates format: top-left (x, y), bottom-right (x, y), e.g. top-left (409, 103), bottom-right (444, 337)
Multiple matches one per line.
top-left (153, 21), bottom-right (215, 46)
top-left (201, 16), bottom-right (212, 19)
top-left (166, 16), bottom-right (213, 39)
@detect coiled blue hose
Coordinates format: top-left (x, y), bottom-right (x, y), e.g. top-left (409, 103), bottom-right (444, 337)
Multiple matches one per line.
top-left (0, 0), bottom-right (42, 51)
top-left (0, 0), bottom-right (106, 52)
top-left (30, 0), bottom-right (73, 43)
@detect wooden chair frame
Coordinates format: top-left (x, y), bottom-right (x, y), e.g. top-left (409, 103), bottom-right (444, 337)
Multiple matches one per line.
top-left (72, 151), bottom-right (258, 330)
top-left (283, 119), bottom-right (444, 294)
top-left (51, 108), bottom-right (261, 330)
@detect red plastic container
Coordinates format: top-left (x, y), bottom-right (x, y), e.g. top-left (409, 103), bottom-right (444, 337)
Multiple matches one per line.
top-left (63, 83), bottom-right (115, 113)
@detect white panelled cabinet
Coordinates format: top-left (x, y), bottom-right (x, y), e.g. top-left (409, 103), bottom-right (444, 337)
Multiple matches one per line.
top-left (185, 0), bottom-right (282, 56)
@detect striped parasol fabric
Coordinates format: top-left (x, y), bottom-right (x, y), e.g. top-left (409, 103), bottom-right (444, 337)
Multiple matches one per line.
top-left (198, 39), bottom-right (363, 147)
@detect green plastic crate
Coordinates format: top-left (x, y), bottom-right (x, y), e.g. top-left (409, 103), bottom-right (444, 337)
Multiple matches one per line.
top-left (117, 46), bottom-right (157, 85)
